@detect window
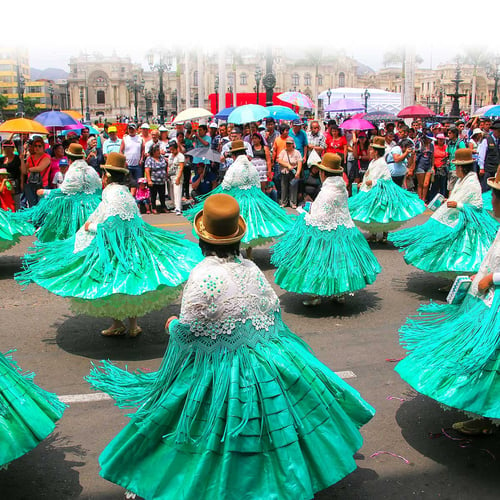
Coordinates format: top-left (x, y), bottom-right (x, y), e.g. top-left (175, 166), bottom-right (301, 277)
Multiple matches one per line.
top-left (292, 73), bottom-right (299, 87)
top-left (193, 93), bottom-right (199, 107)
top-left (97, 90), bottom-right (105, 104)
top-left (338, 72), bottom-right (345, 87)
top-left (317, 74), bottom-right (323, 86)
top-left (240, 73), bottom-right (247, 85)
top-left (304, 73), bottom-right (311, 86)
top-left (193, 71), bottom-right (198, 86)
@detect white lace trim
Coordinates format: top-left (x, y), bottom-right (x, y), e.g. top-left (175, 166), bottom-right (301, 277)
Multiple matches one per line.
top-left (433, 172), bottom-right (482, 228)
top-left (60, 159), bottom-right (102, 195)
top-left (221, 155), bottom-right (261, 190)
top-left (305, 176), bottom-right (354, 230)
top-left (73, 183), bottom-right (139, 253)
top-left (179, 256), bottom-right (280, 338)
top-left (359, 157), bottom-right (392, 192)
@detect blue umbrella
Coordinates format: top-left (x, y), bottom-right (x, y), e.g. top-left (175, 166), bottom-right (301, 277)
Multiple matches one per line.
top-left (227, 104), bottom-right (269, 124)
top-left (34, 110), bottom-right (83, 129)
top-left (215, 106), bottom-right (236, 120)
top-left (265, 105), bottom-right (299, 121)
top-left (484, 105), bottom-right (500, 117)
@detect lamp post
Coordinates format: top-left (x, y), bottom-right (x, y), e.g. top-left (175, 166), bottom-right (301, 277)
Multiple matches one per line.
top-left (79, 87), bottom-right (84, 118)
top-left (254, 67), bottom-right (262, 104)
top-left (487, 57), bottom-right (500, 105)
top-left (148, 51), bottom-right (172, 125)
top-left (214, 75), bottom-right (219, 113)
top-left (48, 83), bottom-right (54, 110)
top-left (126, 75), bottom-right (145, 123)
top-left (362, 89), bottom-right (370, 112)
top-left (263, 47), bottom-right (276, 107)
top-left (84, 77), bottom-right (90, 122)
top-left (228, 86), bottom-right (233, 106)
top-left (326, 88), bottom-right (332, 118)
top-left (16, 62), bottom-right (25, 117)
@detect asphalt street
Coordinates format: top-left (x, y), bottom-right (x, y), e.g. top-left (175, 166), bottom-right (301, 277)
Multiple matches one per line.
top-left (0, 210), bottom-right (499, 500)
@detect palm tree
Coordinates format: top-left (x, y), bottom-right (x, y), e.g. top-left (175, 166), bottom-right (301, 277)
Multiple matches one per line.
top-left (461, 47), bottom-right (491, 113)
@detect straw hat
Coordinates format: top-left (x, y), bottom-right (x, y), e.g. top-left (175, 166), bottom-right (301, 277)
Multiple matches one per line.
top-left (487, 165), bottom-right (500, 191)
top-left (194, 194), bottom-right (246, 245)
top-left (316, 153), bottom-right (344, 174)
top-left (370, 136), bottom-right (386, 149)
top-left (453, 149), bottom-right (474, 165)
top-left (102, 152), bottom-right (129, 174)
top-left (65, 143), bottom-right (85, 159)
top-left (228, 140), bottom-right (247, 154)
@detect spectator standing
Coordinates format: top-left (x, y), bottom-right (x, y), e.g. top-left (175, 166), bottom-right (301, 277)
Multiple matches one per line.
top-left (85, 136), bottom-right (100, 175)
top-left (23, 136), bottom-right (51, 207)
top-left (102, 126), bottom-right (122, 159)
top-left (325, 124), bottom-right (347, 165)
top-left (264, 118), bottom-right (280, 156)
top-left (446, 127), bottom-right (467, 193)
top-left (144, 144), bottom-right (167, 213)
top-left (428, 133), bottom-right (448, 198)
top-left (387, 138), bottom-right (413, 187)
top-left (78, 127), bottom-right (89, 150)
top-left (144, 129), bottom-right (161, 158)
top-left (120, 123), bottom-right (144, 196)
top-left (307, 120), bottom-right (326, 159)
top-left (414, 133), bottom-right (435, 202)
top-left (250, 132), bottom-right (272, 191)
top-left (167, 140), bottom-right (185, 215)
top-left (478, 119), bottom-right (500, 192)
top-left (1, 139), bottom-right (23, 210)
top-left (289, 119), bottom-right (308, 163)
top-left (191, 164), bottom-right (217, 202)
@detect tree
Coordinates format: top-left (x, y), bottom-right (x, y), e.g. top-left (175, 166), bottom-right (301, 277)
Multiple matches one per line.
top-left (21, 97), bottom-right (39, 119)
top-left (0, 94), bottom-right (8, 120)
top-left (383, 50), bottom-right (423, 69)
top-left (461, 47), bottom-right (491, 113)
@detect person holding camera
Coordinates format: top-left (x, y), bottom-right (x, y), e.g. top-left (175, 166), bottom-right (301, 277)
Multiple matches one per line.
top-left (191, 163), bottom-right (217, 202)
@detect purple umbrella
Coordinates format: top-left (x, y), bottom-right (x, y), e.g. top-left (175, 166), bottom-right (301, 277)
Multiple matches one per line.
top-left (325, 98), bottom-right (365, 113)
top-left (34, 110), bottom-right (83, 130)
top-left (339, 118), bottom-right (375, 131)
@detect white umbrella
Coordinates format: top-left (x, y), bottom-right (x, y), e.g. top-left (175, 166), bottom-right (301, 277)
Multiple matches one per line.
top-left (172, 107), bottom-right (213, 124)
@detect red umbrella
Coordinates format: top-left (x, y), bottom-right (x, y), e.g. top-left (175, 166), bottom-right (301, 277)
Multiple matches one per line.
top-left (397, 105), bottom-right (435, 118)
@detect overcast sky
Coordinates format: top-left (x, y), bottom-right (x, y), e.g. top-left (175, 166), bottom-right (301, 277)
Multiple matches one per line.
top-left (5, 2), bottom-right (497, 72)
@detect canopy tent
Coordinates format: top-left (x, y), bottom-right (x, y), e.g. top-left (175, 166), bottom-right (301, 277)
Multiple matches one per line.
top-left (318, 87), bottom-right (402, 115)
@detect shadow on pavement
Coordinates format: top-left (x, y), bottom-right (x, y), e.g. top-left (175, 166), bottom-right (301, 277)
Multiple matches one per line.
top-left (394, 271), bottom-right (450, 302)
top-left (279, 289), bottom-right (381, 318)
top-left (0, 432), bottom-right (84, 499)
top-left (396, 394), bottom-right (500, 480)
top-left (0, 256), bottom-right (22, 280)
top-left (50, 304), bottom-right (181, 361)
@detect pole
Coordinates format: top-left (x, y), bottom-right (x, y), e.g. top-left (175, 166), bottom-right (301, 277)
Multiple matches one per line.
top-left (263, 46), bottom-right (276, 107)
top-left (158, 68), bottom-right (165, 125)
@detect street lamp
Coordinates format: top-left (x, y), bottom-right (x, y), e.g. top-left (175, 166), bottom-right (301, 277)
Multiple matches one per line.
top-left (79, 87), bottom-right (84, 118)
top-left (487, 57), bottom-right (500, 105)
top-left (326, 88), bottom-right (332, 118)
top-left (362, 89), bottom-right (370, 112)
top-left (16, 63), bottom-right (25, 117)
top-left (148, 51), bottom-right (173, 125)
top-left (214, 75), bottom-right (219, 113)
top-left (228, 85), bottom-right (233, 106)
top-left (254, 67), bottom-right (262, 104)
top-left (48, 83), bottom-right (54, 110)
top-left (126, 75), bottom-right (145, 123)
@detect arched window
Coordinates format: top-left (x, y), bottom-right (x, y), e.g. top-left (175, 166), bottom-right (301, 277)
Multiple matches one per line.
top-left (338, 72), bottom-right (345, 87)
top-left (292, 73), bottom-right (299, 87)
top-left (317, 74), bottom-right (323, 86)
top-left (240, 73), bottom-right (247, 85)
top-left (193, 71), bottom-right (198, 86)
top-left (97, 90), bottom-right (105, 104)
top-left (304, 73), bottom-right (311, 86)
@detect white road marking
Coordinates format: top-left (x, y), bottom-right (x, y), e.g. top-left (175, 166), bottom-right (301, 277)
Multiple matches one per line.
top-left (59, 370), bottom-right (357, 404)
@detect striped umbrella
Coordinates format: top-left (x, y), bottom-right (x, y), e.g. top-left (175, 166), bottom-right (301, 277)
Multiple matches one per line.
top-left (277, 91), bottom-right (315, 109)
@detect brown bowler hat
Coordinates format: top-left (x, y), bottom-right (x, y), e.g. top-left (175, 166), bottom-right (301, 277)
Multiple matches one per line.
top-left (102, 152), bottom-right (129, 174)
top-left (194, 193), bottom-right (246, 245)
top-left (316, 153), bottom-right (343, 174)
top-left (487, 165), bottom-right (500, 191)
top-left (370, 136), bottom-right (386, 149)
top-left (65, 143), bottom-right (85, 158)
top-left (228, 140), bottom-right (247, 154)
top-left (453, 149), bottom-right (474, 165)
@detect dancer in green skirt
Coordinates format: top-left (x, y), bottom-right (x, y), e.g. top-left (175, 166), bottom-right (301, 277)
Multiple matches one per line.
top-left (87, 193), bottom-right (375, 500)
top-left (184, 140), bottom-right (293, 259)
top-left (389, 149), bottom-right (499, 279)
top-left (395, 166), bottom-right (500, 436)
top-left (348, 136), bottom-right (426, 243)
top-left (0, 350), bottom-right (65, 468)
top-left (12, 144), bottom-right (102, 243)
top-left (16, 153), bottom-right (202, 338)
top-left (271, 153), bottom-right (381, 306)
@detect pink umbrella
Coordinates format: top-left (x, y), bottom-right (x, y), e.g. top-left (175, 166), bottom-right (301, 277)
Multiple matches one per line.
top-left (397, 105), bottom-right (434, 118)
top-left (351, 112), bottom-right (365, 119)
top-left (339, 118), bottom-right (375, 131)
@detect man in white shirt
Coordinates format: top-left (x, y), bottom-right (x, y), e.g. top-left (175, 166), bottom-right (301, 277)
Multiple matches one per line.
top-left (120, 123), bottom-right (144, 195)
